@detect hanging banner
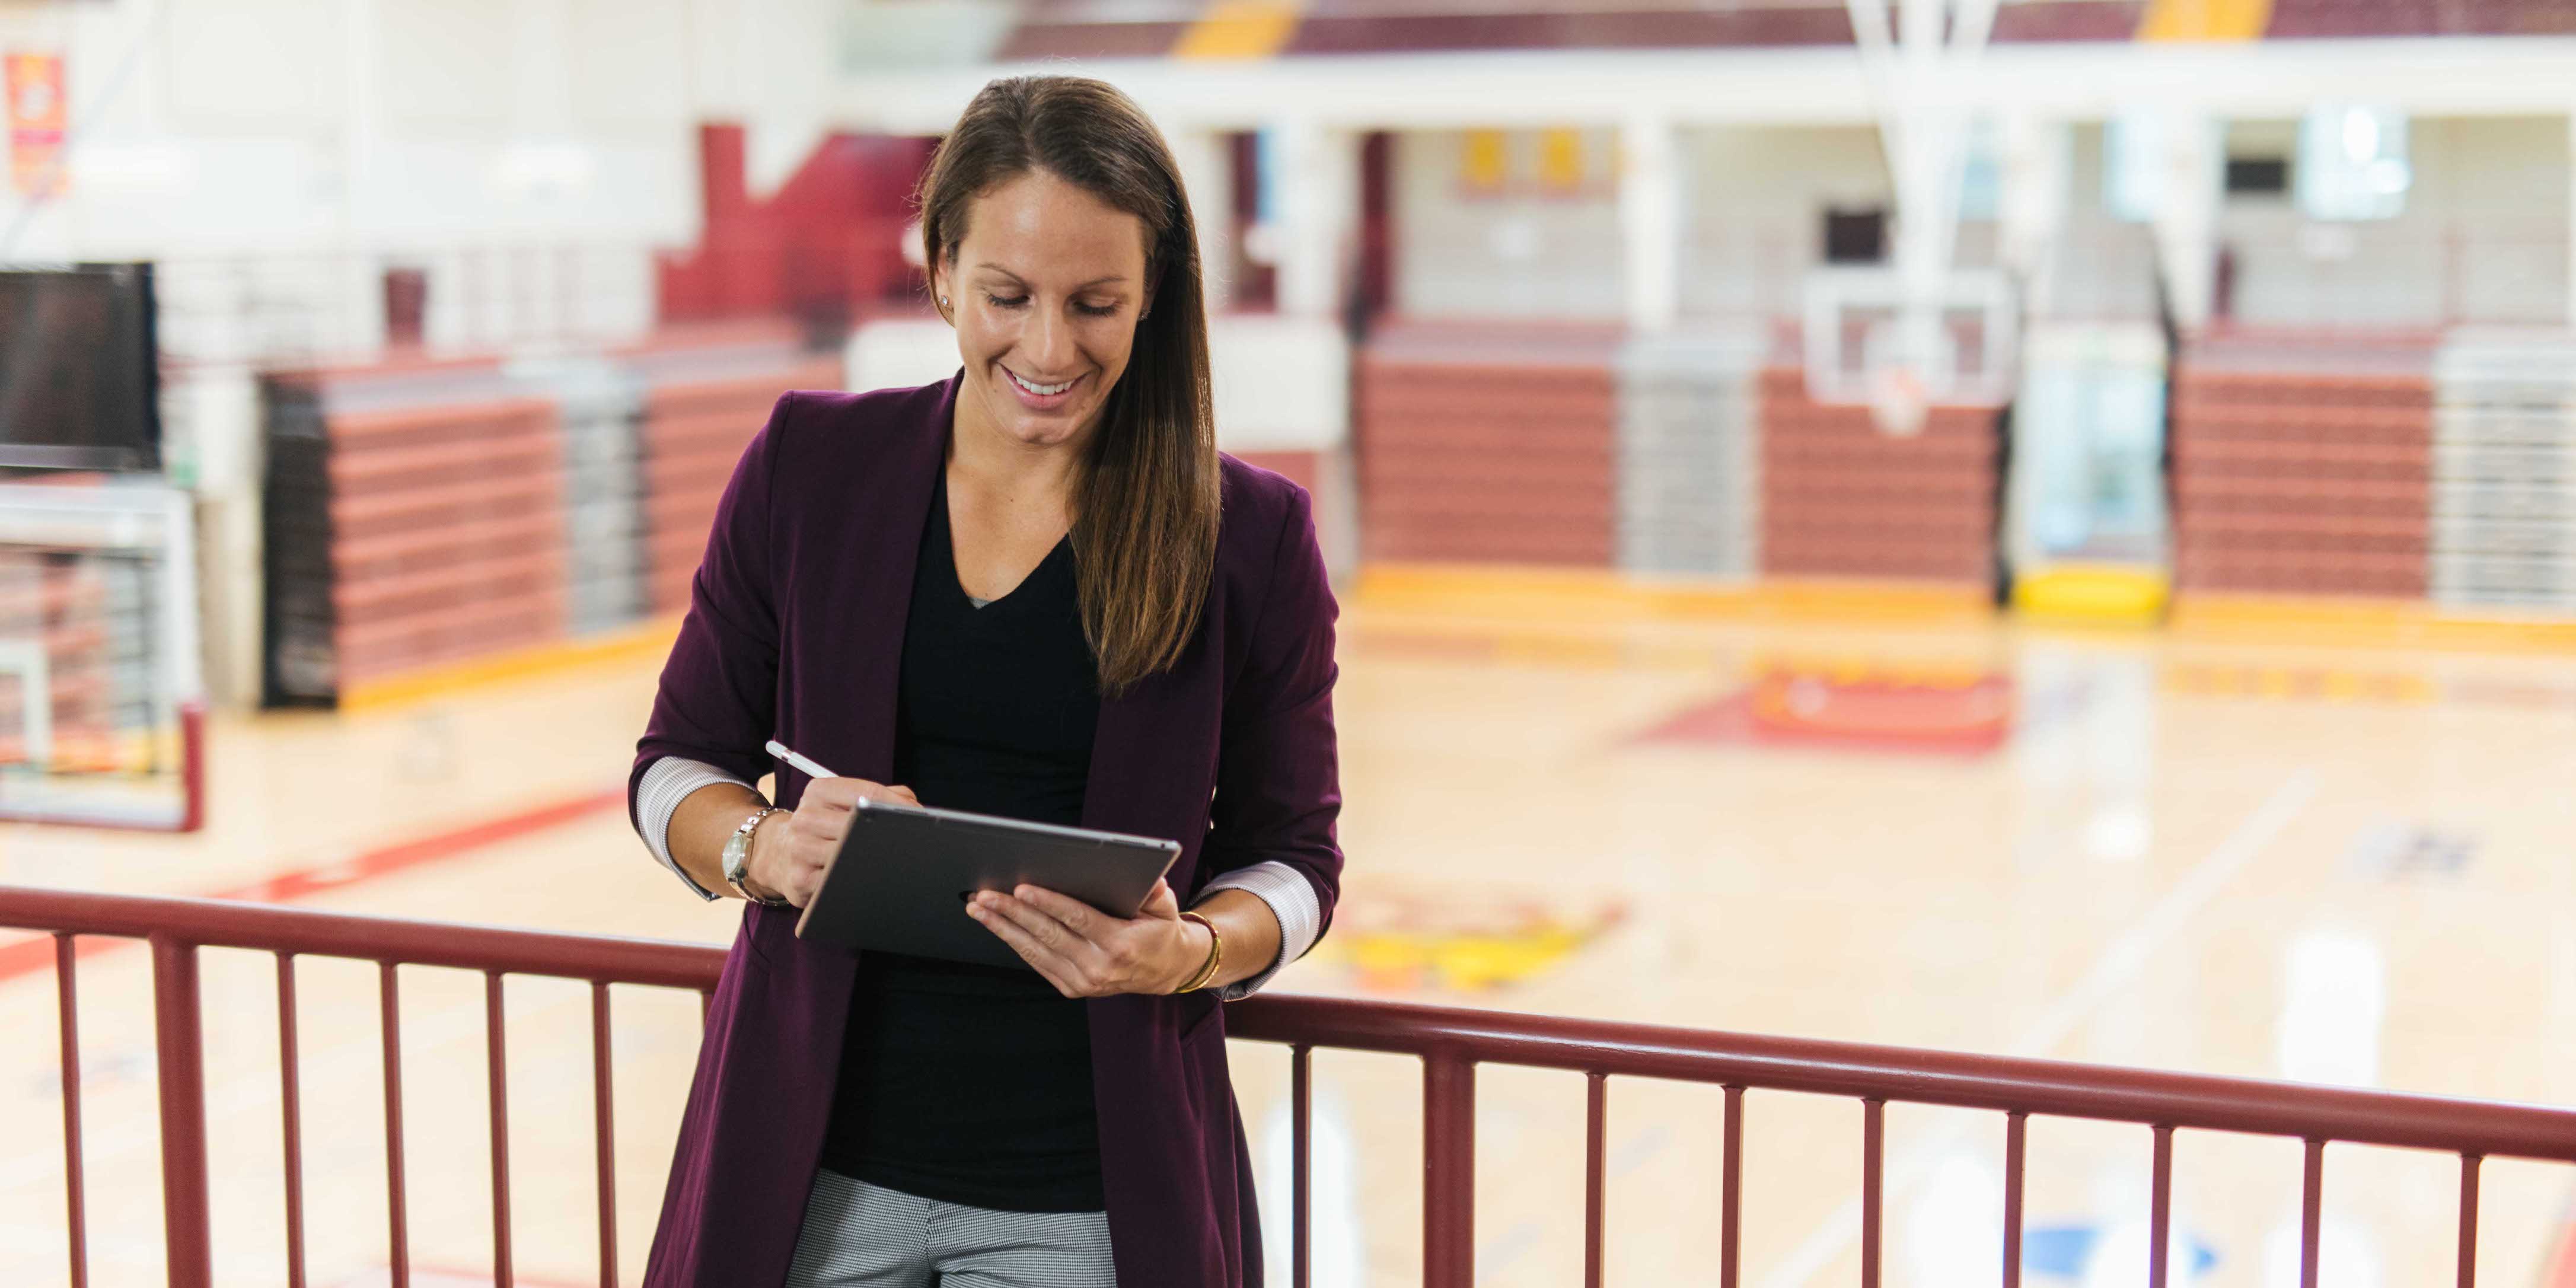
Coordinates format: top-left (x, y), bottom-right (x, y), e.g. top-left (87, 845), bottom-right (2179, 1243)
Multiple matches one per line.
top-left (7, 52), bottom-right (66, 197)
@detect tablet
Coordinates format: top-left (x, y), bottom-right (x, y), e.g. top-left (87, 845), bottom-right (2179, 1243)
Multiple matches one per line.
top-left (793, 796), bottom-right (1183, 970)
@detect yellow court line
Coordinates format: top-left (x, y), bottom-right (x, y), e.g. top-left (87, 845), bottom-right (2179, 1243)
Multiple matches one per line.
top-left (2167, 594), bottom-right (2576, 655)
top-left (2160, 661), bottom-right (2439, 704)
top-left (339, 616), bottom-right (683, 715)
top-left (1172, 0), bottom-right (1304, 59)
top-left (2137, 0), bottom-right (2272, 41)
top-left (331, 575), bottom-right (2576, 716)
top-left (1353, 563), bottom-right (1990, 624)
top-left (1356, 564), bottom-right (2576, 661)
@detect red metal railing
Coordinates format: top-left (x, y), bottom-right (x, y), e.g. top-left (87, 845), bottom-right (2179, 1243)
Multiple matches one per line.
top-left (5, 886), bottom-right (709, 1288)
top-left (9, 884), bottom-right (2576, 1288)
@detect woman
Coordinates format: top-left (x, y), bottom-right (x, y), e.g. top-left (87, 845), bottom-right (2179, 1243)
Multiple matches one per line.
top-left (627, 76), bottom-right (1341, 1288)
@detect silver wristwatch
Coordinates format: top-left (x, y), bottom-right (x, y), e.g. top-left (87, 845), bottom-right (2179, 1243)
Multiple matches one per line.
top-left (722, 806), bottom-right (787, 906)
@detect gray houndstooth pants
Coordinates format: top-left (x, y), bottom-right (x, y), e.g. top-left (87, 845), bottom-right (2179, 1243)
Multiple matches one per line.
top-left (782, 1168), bottom-right (1117, 1287)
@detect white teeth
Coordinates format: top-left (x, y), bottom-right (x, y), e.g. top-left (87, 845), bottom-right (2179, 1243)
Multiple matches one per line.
top-left (1008, 370), bottom-right (1075, 397)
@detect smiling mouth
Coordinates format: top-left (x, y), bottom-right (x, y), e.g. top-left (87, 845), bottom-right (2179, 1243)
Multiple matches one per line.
top-left (1005, 369), bottom-right (1079, 397)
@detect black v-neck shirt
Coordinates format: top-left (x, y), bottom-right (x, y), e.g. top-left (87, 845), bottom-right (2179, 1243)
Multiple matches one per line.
top-left (816, 481), bottom-right (1107, 1212)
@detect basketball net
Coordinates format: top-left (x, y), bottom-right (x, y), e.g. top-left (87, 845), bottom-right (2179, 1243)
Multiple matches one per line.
top-left (1869, 361), bottom-right (1931, 438)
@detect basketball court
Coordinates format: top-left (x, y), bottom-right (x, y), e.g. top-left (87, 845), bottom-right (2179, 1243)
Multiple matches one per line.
top-left (8, 578), bottom-right (2575, 1286)
top-left (8, 0), bottom-right (2576, 1284)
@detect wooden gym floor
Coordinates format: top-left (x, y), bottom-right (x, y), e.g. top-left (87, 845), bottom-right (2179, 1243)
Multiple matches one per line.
top-left (5, 579), bottom-right (2575, 1287)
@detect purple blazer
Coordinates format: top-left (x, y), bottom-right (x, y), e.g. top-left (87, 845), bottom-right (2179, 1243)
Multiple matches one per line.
top-left (630, 374), bottom-right (1343, 1287)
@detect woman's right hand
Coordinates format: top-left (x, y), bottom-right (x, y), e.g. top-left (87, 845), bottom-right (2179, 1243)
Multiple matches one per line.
top-left (744, 777), bottom-right (920, 907)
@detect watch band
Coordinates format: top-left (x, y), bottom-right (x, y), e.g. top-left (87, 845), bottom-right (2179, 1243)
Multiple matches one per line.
top-left (723, 806), bottom-right (787, 906)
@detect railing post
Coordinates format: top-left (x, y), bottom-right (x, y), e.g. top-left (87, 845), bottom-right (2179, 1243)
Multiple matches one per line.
top-left (2003, 1112), bottom-right (2026, 1288)
top-left (1861, 1099), bottom-right (1884, 1288)
top-left (2149, 1125), bottom-right (2175, 1288)
top-left (593, 981), bottom-right (619, 1288)
top-left (149, 933), bottom-right (213, 1288)
top-left (2458, 1153), bottom-right (2481, 1288)
top-left (382, 963), bottom-right (411, 1287)
top-left (1585, 1072), bottom-right (1608, 1288)
top-left (55, 935), bottom-right (90, 1288)
top-left (1423, 1050), bottom-right (1476, 1288)
top-left (276, 954), bottom-right (308, 1288)
top-left (1292, 1044), bottom-right (1312, 1288)
top-left (2300, 1139), bottom-right (2325, 1288)
top-left (1720, 1085), bottom-right (1743, 1288)
top-left (486, 971), bottom-right (515, 1288)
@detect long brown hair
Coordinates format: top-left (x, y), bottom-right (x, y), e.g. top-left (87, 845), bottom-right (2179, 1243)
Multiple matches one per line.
top-left (917, 75), bottom-right (1220, 697)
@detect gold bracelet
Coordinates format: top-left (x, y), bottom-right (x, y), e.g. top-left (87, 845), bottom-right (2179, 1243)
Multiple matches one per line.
top-left (1174, 911), bottom-right (1223, 994)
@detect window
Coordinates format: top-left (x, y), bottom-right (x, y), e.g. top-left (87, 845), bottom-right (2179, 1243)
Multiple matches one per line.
top-left (2225, 156), bottom-right (2290, 197)
top-left (1823, 207), bottom-right (1888, 264)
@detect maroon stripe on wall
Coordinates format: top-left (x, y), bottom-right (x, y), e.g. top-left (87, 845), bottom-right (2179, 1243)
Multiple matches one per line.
top-left (1286, 9), bottom-right (1858, 55)
top-left (2266, 0), bottom-right (2576, 38)
top-left (1990, 1), bottom-right (2147, 42)
top-left (988, 0), bottom-right (2574, 62)
top-left (996, 21), bottom-right (1191, 60)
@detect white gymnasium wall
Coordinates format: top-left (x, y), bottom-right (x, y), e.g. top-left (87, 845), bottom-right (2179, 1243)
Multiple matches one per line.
top-left (2047, 123), bottom-right (2165, 323)
top-left (0, 0), bottom-right (841, 707)
top-left (1678, 125), bottom-right (1889, 322)
top-left (847, 318), bottom-right (965, 393)
top-left (2217, 115), bottom-right (2569, 328)
top-left (1387, 122), bottom-right (1967, 327)
top-left (1391, 129), bottom-right (1625, 321)
top-left (2042, 116), bottom-right (2572, 328)
top-left (846, 315), bottom-right (1350, 455)
top-left (0, 0), bottom-right (856, 356)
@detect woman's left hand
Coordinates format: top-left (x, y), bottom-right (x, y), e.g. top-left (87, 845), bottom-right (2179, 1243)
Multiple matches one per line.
top-left (968, 878), bottom-right (1208, 997)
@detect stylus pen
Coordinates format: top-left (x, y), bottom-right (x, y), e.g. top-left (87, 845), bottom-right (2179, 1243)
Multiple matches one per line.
top-left (764, 739), bottom-right (837, 780)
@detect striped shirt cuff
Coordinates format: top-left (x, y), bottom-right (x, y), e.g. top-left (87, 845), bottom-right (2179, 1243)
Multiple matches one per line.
top-left (634, 755), bottom-right (754, 901)
top-left (1197, 860), bottom-right (1324, 1001)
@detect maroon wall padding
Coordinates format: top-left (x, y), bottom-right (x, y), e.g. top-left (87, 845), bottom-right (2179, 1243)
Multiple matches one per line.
top-left (1355, 325), bottom-right (1619, 567)
top-left (257, 333), bottom-right (845, 704)
top-left (1285, 0), bottom-right (2144, 50)
top-left (2265, 0), bottom-right (2576, 38)
top-left (1988, 0), bottom-right (2148, 40)
top-left (658, 125), bottom-right (937, 326)
top-left (321, 398), bottom-right (572, 683)
top-left (1289, 5), bottom-right (1856, 53)
top-left (2171, 363), bottom-right (2434, 599)
top-left (1758, 368), bottom-right (1999, 584)
top-left (996, 21), bottom-right (1188, 59)
top-left (637, 355), bottom-right (847, 614)
top-left (972, 0), bottom-right (2576, 60)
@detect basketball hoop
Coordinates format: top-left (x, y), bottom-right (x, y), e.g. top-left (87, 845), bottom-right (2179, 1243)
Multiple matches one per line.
top-left (1802, 266), bottom-right (2016, 410)
top-left (1802, 0), bottom-right (2016, 417)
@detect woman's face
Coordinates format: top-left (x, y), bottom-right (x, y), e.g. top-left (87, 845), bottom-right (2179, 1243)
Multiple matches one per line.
top-left (937, 168), bottom-right (1150, 454)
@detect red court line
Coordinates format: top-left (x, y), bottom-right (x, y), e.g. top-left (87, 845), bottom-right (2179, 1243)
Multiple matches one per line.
top-left (0, 787), bottom-right (627, 984)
